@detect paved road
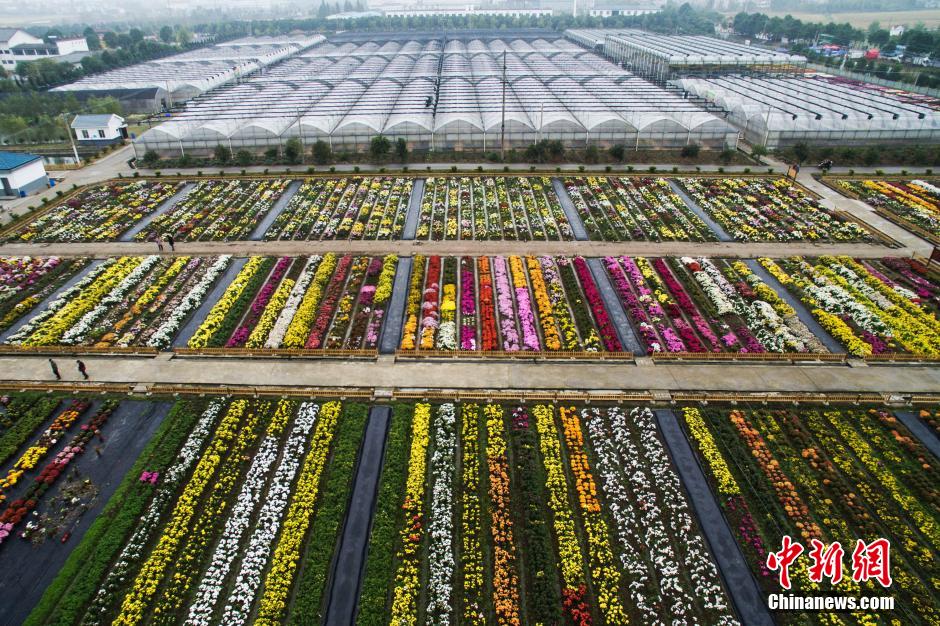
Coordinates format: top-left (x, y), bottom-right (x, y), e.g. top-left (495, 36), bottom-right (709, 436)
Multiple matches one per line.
top-left (894, 410), bottom-right (940, 458)
top-left (249, 180), bottom-right (302, 241)
top-left (0, 399), bottom-right (170, 626)
top-left (379, 256), bottom-right (412, 354)
top-left (666, 179), bottom-right (733, 242)
top-left (402, 179), bottom-right (424, 240)
top-left (653, 409), bottom-right (773, 626)
top-left (1, 354), bottom-right (938, 394)
top-left (551, 178), bottom-right (589, 241)
top-left (585, 257), bottom-right (643, 352)
top-left (120, 182), bottom-right (195, 242)
top-left (172, 257), bottom-right (247, 348)
top-left (322, 406), bottom-right (390, 626)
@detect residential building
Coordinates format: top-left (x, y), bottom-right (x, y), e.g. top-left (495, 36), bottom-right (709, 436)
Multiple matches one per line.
top-left (0, 152), bottom-right (48, 197)
top-left (71, 114), bottom-right (128, 144)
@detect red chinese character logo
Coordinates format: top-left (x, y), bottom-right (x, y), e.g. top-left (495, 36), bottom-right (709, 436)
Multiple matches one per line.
top-left (767, 535), bottom-right (804, 590)
top-left (851, 538), bottom-right (893, 588)
top-left (808, 539), bottom-right (844, 584)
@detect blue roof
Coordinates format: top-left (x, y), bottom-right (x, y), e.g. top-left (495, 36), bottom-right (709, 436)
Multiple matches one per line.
top-left (0, 152), bottom-right (41, 171)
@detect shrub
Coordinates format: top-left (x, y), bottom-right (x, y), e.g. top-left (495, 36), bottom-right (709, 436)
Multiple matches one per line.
top-left (236, 150), bottom-right (253, 166)
top-left (213, 143), bottom-right (231, 164)
top-left (680, 143), bottom-right (700, 158)
top-left (284, 138), bottom-right (302, 164)
top-left (312, 140), bottom-right (332, 165)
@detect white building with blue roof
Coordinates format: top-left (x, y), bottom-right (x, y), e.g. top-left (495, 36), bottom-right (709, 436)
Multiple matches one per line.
top-left (0, 152), bottom-right (47, 197)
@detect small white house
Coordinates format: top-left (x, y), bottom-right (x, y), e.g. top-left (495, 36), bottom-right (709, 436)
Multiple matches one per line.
top-left (0, 152), bottom-right (48, 197)
top-left (71, 114), bottom-right (128, 145)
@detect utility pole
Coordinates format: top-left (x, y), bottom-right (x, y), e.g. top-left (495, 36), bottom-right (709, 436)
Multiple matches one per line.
top-left (296, 108), bottom-right (305, 164)
top-left (500, 50), bottom-right (507, 160)
top-left (61, 114), bottom-right (80, 165)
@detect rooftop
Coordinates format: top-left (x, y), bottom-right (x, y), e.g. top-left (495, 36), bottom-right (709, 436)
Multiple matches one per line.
top-left (0, 151), bottom-right (41, 170)
top-left (71, 114), bottom-right (125, 129)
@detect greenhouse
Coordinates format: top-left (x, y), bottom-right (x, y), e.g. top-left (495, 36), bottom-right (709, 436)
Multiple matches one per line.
top-left (675, 75), bottom-right (940, 148)
top-left (135, 32), bottom-right (737, 155)
top-left (566, 29), bottom-right (805, 82)
top-left (53, 34), bottom-right (324, 103)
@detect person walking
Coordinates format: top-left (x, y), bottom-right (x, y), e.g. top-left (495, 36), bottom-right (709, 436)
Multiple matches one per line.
top-left (76, 359), bottom-right (88, 380)
top-left (156, 238), bottom-right (164, 253)
top-left (48, 358), bottom-right (61, 380)
top-left (166, 235), bottom-right (175, 251)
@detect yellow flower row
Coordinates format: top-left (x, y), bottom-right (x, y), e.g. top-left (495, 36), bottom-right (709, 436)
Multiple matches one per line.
top-left (389, 403), bottom-right (431, 625)
top-left (400, 255), bottom-right (426, 350)
top-left (282, 253), bottom-right (338, 348)
top-left (460, 404), bottom-right (484, 625)
top-left (245, 278), bottom-right (295, 348)
top-left (115, 399), bottom-right (249, 625)
top-left (188, 257), bottom-right (266, 348)
top-left (255, 401), bottom-right (341, 623)
top-left (525, 257), bottom-right (562, 351)
top-left (485, 405), bottom-right (521, 625)
top-left (374, 255), bottom-right (398, 305)
top-left (682, 407), bottom-right (740, 496)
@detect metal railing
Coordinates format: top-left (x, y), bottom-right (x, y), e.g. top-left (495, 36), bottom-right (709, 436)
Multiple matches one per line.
top-left (651, 351), bottom-right (846, 363)
top-left (394, 349), bottom-right (634, 361)
top-left (174, 347), bottom-right (378, 358)
top-left (0, 345), bottom-right (158, 356)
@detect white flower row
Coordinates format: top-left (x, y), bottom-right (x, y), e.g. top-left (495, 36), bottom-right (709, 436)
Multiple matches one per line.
top-left (628, 407), bottom-right (735, 621)
top-left (60, 256), bottom-right (161, 344)
top-left (219, 402), bottom-right (320, 626)
top-left (264, 256), bottom-right (321, 348)
top-left (435, 320), bottom-right (456, 350)
top-left (824, 261), bottom-right (894, 310)
top-left (184, 431), bottom-right (283, 625)
top-left (81, 400), bottom-right (226, 624)
top-left (426, 403), bottom-right (456, 624)
top-left (146, 256), bottom-right (231, 349)
top-left (6, 258), bottom-right (116, 344)
top-left (912, 179), bottom-right (940, 196)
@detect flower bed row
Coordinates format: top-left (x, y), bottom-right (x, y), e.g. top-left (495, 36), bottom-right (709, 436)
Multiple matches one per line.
top-left (760, 255), bottom-right (940, 356)
top-left (136, 178), bottom-right (290, 242)
top-left (604, 255), bottom-right (826, 354)
top-left (418, 176), bottom-right (573, 240)
top-left (380, 402), bottom-right (736, 624)
top-left (399, 255), bottom-right (620, 353)
top-left (837, 178), bottom-right (940, 240)
top-left (188, 254), bottom-right (395, 350)
top-left (563, 176), bottom-right (717, 241)
top-left (0, 257), bottom-right (87, 332)
top-left (5, 255), bottom-right (230, 349)
top-left (677, 177), bottom-right (874, 242)
top-left (681, 405), bottom-right (939, 624)
top-left (7, 181), bottom-right (182, 242)
top-left (51, 397), bottom-right (349, 625)
top-left (264, 176), bottom-right (412, 240)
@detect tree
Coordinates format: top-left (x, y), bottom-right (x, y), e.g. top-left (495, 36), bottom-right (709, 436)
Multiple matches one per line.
top-left (395, 138), bottom-right (408, 162)
top-left (751, 144), bottom-right (768, 158)
top-left (177, 28), bottom-right (192, 46)
top-left (236, 149), bottom-right (253, 166)
top-left (141, 150), bottom-right (161, 167)
top-left (102, 31), bottom-right (119, 48)
top-left (792, 142), bottom-right (810, 164)
top-left (719, 148), bottom-right (736, 164)
top-left (370, 135), bottom-right (390, 160)
top-left (680, 143), bottom-right (700, 158)
top-left (609, 144), bottom-right (625, 161)
top-left (159, 26), bottom-right (174, 44)
top-left (86, 96), bottom-right (123, 115)
top-left (129, 29), bottom-right (144, 44)
top-left (868, 29), bottom-right (890, 47)
top-left (83, 27), bottom-right (101, 51)
top-left (312, 140), bottom-right (332, 164)
top-left (284, 138), bottom-right (302, 163)
top-left (214, 143), bottom-right (232, 164)
top-left (584, 144), bottom-right (599, 164)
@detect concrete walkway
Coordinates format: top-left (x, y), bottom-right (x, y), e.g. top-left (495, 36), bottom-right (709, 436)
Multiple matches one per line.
top-left (402, 179), bottom-right (424, 240)
top-left (666, 179), bottom-right (733, 242)
top-left (551, 178), bottom-right (589, 241)
top-left (120, 183), bottom-right (195, 242)
top-left (248, 180), bottom-right (302, 241)
top-left (378, 256), bottom-right (411, 354)
top-left (2, 355), bottom-right (938, 394)
top-left (585, 257), bottom-right (642, 352)
top-left (0, 239), bottom-right (904, 260)
top-left (322, 406), bottom-right (390, 626)
top-left (894, 410), bottom-right (940, 459)
top-left (653, 409), bottom-right (773, 626)
top-left (743, 260), bottom-right (844, 353)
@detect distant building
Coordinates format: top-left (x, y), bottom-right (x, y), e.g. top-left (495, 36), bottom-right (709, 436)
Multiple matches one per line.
top-left (890, 25), bottom-right (906, 37)
top-left (0, 152), bottom-right (48, 197)
top-left (383, 7), bottom-right (552, 17)
top-left (588, 7), bottom-right (661, 17)
top-left (0, 29), bottom-right (89, 69)
top-left (71, 114), bottom-right (128, 144)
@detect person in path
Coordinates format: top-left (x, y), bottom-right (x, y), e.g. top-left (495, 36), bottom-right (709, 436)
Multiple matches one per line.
top-left (156, 238), bottom-right (164, 253)
top-left (76, 359), bottom-right (88, 380)
top-left (48, 358), bottom-right (60, 380)
top-left (166, 234), bottom-right (175, 251)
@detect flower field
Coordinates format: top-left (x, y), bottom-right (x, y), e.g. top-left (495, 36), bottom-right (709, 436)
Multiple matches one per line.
top-left (676, 178), bottom-right (875, 242)
top-left (7, 181), bottom-right (183, 242)
top-left (837, 178), bottom-right (940, 240)
top-left (563, 176), bottom-right (717, 241)
top-left (604, 255), bottom-right (827, 354)
top-left (759, 256), bottom-right (940, 356)
top-left (417, 177), bottom-right (573, 240)
top-left (135, 179), bottom-right (290, 242)
top-left (399, 255), bottom-right (621, 352)
top-left (25, 396), bottom-right (374, 626)
top-left (264, 176), bottom-right (412, 240)
top-left (681, 405), bottom-right (940, 624)
top-left (0, 257), bottom-right (87, 332)
top-left (369, 402), bottom-right (736, 624)
top-left (5, 256), bottom-right (230, 349)
top-left (187, 254), bottom-right (396, 350)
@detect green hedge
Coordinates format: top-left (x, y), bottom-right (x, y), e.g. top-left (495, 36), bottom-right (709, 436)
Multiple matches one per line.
top-left (288, 402), bottom-right (369, 625)
top-left (24, 398), bottom-right (207, 626)
top-left (355, 403), bottom-right (413, 625)
top-left (0, 394), bottom-right (62, 466)
top-left (206, 257), bottom-right (275, 347)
